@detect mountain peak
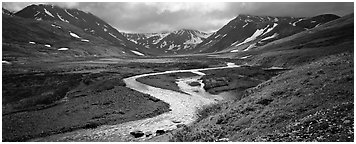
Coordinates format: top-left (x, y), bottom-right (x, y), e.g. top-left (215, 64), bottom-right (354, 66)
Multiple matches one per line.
top-left (14, 3), bottom-right (150, 55)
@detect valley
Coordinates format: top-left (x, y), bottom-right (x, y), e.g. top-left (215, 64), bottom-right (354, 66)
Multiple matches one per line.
top-left (2, 3), bottom-right (354, 142)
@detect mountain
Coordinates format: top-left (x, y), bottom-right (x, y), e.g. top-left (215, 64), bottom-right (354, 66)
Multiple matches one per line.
top-left (194, 14), bottom-right (340, 53)
top-left (13, 4), bottom-right (150, 56)
top-left (2, 8), bottom-right (13, 16)
top-left (122, 29), bottom-right (211, 55)
top-left (2, 10), bottom-right (145, 63)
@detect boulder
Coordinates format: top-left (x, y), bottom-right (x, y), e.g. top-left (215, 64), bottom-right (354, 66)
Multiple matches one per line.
top-left (130, 130), bottom-right (145, 138)
top-left (176, 124), bottom-right (186, 128)
top-left (156, 129), bottom-right (165, 135)
top-left (188, 81), bottom-right (201, 86)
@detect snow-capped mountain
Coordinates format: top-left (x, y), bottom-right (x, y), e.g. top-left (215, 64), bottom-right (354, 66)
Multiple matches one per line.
top-left (14, 4), bottom-right (150, 56)
top-left (2, 10), bottom-right (139, 60)
top-left (122, 29), bottom-right (211, 55)
top-left (194, 14), bottom-right (340, 53)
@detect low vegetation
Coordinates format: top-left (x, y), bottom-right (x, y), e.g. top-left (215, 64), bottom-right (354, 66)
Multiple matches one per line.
top-left (170, 52), bottom-right (353, 142)
top-left (2, 66), bottom-right (170, 142)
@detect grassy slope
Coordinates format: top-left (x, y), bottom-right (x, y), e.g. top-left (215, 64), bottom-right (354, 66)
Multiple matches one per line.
top-left (170, 14), bottom-right (354, 142)
top-left (200, 66), bottom-right (284, 95)
top-left (171, 52), bottom-right (353, 142)
top-left (2, 14), bottom-right (130, 63)
top-left (2, 71), bottom-right (170, 142)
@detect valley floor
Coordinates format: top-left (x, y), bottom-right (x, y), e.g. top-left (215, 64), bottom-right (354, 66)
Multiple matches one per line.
top-left (1, 56), bottom-right (230, 141)
top-left (2, 47), bottom-right (354, 142)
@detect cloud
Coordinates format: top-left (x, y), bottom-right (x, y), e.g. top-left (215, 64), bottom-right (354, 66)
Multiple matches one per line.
top-left (143, 2), bottom-right (227, 14)
top-left (3, 2), bottom-right (353, 33)
top-left (52, 2), bottom-right (80, 9)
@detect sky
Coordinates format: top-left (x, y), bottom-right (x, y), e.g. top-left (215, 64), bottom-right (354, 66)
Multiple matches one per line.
top-left (2, 2), bottom-right (354, 33)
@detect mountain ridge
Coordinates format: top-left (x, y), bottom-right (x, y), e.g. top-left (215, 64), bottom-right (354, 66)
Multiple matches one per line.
top-left (122, 29), bottom-right (212, 55)
top-left (193, 13), bottom-right (340, 53)
top-left (13, 4), bottom-right (154, 56)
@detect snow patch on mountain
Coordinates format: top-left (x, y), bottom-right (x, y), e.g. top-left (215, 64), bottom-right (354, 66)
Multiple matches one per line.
top-left (108, 33), bottom-right (122, 41)
top-left (243, 43), bottom-right (256, 51)
top-left (131, 50), bottom-right (145, 56)
top-left (261, 33), bottom-right (279, 41)
top-left (129, 39), bottom-right (138, 44)
top-left (263, 23), bottom-right (278, 36)
top-left (183, 45), bottom-right (190, 49)
top-left (58, 48), bottom-right (69, 51)
top-left (231, 49), bottom-right (239, 52)
top-left (57, 13), bottom-right (69, 23)
top-left (44, 8), bottom-right (54, 17)
top-left (168, 44), bottom-right (180, 50)
top-left (184, 33), bottom-right (203, 44)
top-left (243, 22), bottom-right (249, 28)
top-left (2, 60), bottom-right (11, 64)
top-left (292, 19), bottom-right (304, 26)
top-left (64, 9), bottom-right (78, 19)
top-left (69, 32), bottom-right (81, 38)
top-left (240, 55), bottom-right (252, 59)
top-left (153, 33), bottom-right (170, 44)
top-left (51, 24), bottom-right (61, 29)
top-left (233, 26), bottom-right (268, 47)
top-left (160, 41), bottom-right (167, 48)
top-left (34, 11), bottom-right (40, 17)
top-left (196, 32), bottom-right (212, 38)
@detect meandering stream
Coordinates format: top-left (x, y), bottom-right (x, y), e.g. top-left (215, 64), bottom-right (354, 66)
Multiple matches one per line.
top-left (32, 62), bottom-right (240, 142)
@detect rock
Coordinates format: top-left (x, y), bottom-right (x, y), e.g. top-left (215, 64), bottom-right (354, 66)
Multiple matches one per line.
top-left (216, 138), bottom-right (230, 142)
top-left (343, 120), bottom-right (351, 124)
top-left (156, 129), bottom-right (165, 135)
top-left (172, 120), bottom-right (181, 123)
top-left (256, 98), bottom-right (274, 106)
top-left (176, 124), bottom-right (186, 128)
top-left (317, 69), bottom-right (325, 74)
top-left (145, 131), bottom-right (153, 137)
top-left (188, 81), bottom-right (201, 86)
top-left (148, 96), bottom-right (160, 102)
top-left (130, 131), bottom-right (145, 138)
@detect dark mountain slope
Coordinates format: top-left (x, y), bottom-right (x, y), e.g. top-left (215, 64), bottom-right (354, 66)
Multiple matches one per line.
top-left (2, 14), bottom-right (134, 63)
top-left (14, 4), bottom-right (151, 56)
top-left (237, 13), bottom-right (353, 67)
top-left (172, 52), bottom-right (353, 142)
top-left (194, 14), bottom-right (339, 53)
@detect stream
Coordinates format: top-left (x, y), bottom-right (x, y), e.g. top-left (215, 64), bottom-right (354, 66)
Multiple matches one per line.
top-left (32, 62), bottom-right (240, 142)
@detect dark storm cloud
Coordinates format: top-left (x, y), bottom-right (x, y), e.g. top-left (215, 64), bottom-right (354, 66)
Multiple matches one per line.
top-left (3, 2), bottom-right (353, 33)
